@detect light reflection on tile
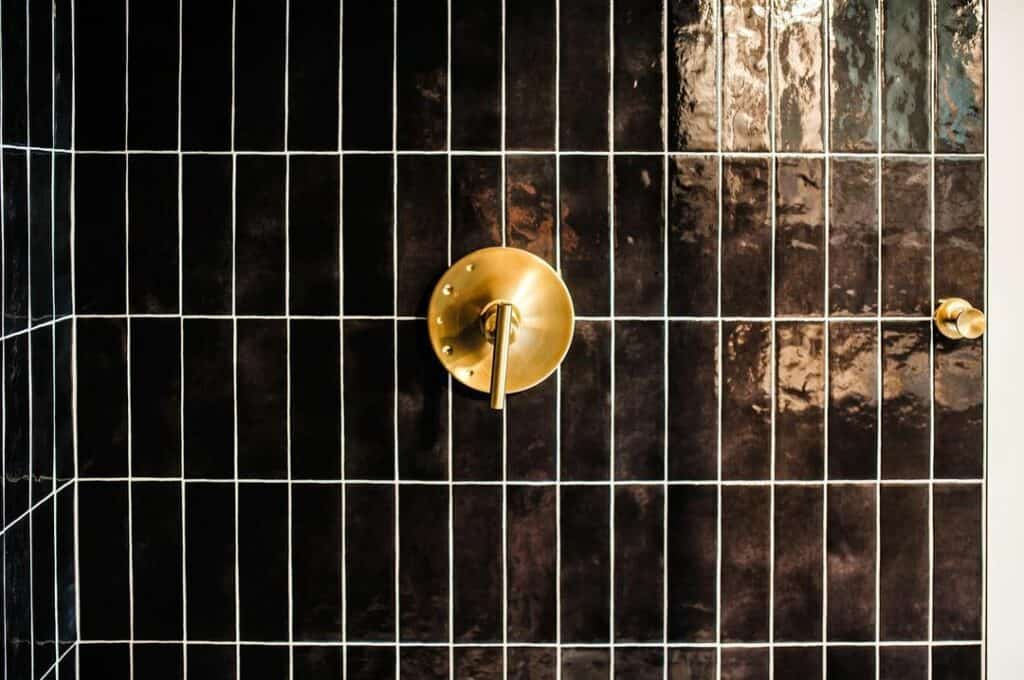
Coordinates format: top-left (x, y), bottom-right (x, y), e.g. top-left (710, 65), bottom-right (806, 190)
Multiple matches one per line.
top-left (723, 0), bottom-right (770, 151)
top-left (669, 0), bottom-right (718, 151)
top-left (936, 0), bottom-right (984, 152)
top-left (830, 0), bottom-right (878, 151)
top-left (774, 0), bottom-right (824, 151)
top-left (883, 0), bottom-right (932, 152)
top-left (829, 158), bottom-right (878, 316)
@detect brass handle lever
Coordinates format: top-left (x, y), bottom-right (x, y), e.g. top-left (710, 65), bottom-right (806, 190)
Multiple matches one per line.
top-left (934, 297), bottom-right (986, 340)
top-left (488, 303), bottom-right (514, 410)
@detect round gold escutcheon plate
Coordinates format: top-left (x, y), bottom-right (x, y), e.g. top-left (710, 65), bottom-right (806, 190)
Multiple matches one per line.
top-left (427, 247), bottom-right (575, 396)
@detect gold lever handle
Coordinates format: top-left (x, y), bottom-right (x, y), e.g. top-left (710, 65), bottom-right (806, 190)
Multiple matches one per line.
top-left (489, 303), bottom-right (514, 410)
top-left (934, 297), bottom-right (986, 340)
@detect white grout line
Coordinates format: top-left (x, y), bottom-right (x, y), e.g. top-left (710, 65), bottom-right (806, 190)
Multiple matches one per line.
top-left (928, 3), bottom-right (937, 678)
top-left (554, 0), bottom-right (563, 676)
top-left (715, 0), bottom-right (724, 676)
top-left (123, 2), bottom-right (134, 676)
top-left (391, 0), bottom-right (400, 675)
top-left (821, 1), bottom-right (832, 677)
top-left (874, 0), bottom-right (883, 674)
top-left (284, 3), bottom-right (295, 678)
top-left (661, 0), bottom-right (670, 673)
top-left (71, 638), bottom-right (984, 648)
top-left (444, 0), bottom-right (453, 673)
top-left (338, 1), bottom-right (347, 675)
top-left (608, 0), bottom-right (616, 672)
top-left (176, 0), bottom-right (187, 674)
top-left (230, 3), bottom-right (240, 675)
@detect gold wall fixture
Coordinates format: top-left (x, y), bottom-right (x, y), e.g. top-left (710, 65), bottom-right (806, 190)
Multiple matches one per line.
top-left (427, 247), bottom-right (575, 410)
top-left (934, 297), bottom-right (986, 340)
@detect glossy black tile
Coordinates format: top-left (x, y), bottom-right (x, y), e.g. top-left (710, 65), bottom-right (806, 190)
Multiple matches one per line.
top-left (32, 500), bottom-right (56, 677)
top-left (507, 155), bottom-right (557, 263)
top-left (722, 322), bottom-right (771, 480)
top-left (721, 485), bottom-right (770, 642)
top-left (774, 485), bottom-right (823, 641)
top-left (935, 159), bottom-right (984, 308)
top-left (79, 482), bottom-right (130, 639)
top-left (292, 483), bottom-right (343, 641)
top-left (560, 0), bottom-right (610, 150)
top-left (829, 158), bottom-right (879, 316)
top-left (882, 0), bottom-right (932, 152)
top-left (560, 155), bottom-right (610, 315)
top-left (128, 0), bottom-right (178, 149)
top-left (55, 0), bottom-right (72, 149)
top-left (4, 150), bottom-right (29, 333)
top-left (343, 319), bottom-right (395, 480)
top-left (936, 0), bottom-right (984, 153)
top-left (289, 155), bottom-right (340, 315)
top-left (509, 647), bottom-right (556, 680)
top-left (615, 485), bottom-right (663, 642)
top-left (183, 320), bottom-right (235, 479)
top-left (397, 155), bottom-right (448, 316)
top-left (451, 155), bottom-right (503, 257)
top-left (562, 648), bottom-right (609, 679)
top-left (181, 0), bottom-right (232, 150)
top-left (57, 486), bottom-right (76, 652)
top-left (0, 0), bottom-right (25, 144)
top-left (454, 647), bottom-right (503, 680)
top-left (131, 482), bottom-right (183, 640)
top-left (55, 321), bottom-right (74, 483)
top-left (831, 0), bottom-right (879, 151)
top-left (54, 153), bottom-right (73, 316)
top-left (880, 484), bottom-right (929, 640)
top-left (451, 0), bottom-right (501, 149)
top-left (722, 0), bottom-right (770, 151)
top-left (934, 334), bottom-right (983, 478)
top-left (238, 483), bottom-right (289, 641)
top-left (294, 646), bottom-right (344, 678)
top-left (560, 321), bottom-right (612, 481)
top-left (721, 158), bottom-right (772, 316)
top-left (349, 646), bottom-right (397, 679)
top-left (881, 322), bottom-right (931, 479)
top-left (347, 484), bottom-right (396, 641)
top-left (507, 0), bottom-right (556, 149)
top-left (402, 647), bottom-right (450, 680)
top-left (59, 653), bottom-right (78, 680)
top-left (880, 647), bottom-right (928, 680)
top-left (76, 319), bottom-right (128, 477)
top-left (79, 644), bottom-right (130, 680)
top-left (29, 0), bottom-right (51, 148)
top-left (668, 156), bottom-right (718, 315)
top-left (396, 0), bottom-right (447, 150)
top-left (614, 155), bottom-right (664, 316)
top-left (235, 0), bottom-right (286, 150)
top-left (775, 322), bottom-right (825, 480)
top-left (399, 485), bottom-right (449, 641)
top-left (615, 321), bottom-right (665, 480)
top-left (291, 320), bottom-right (341, 479)
top-left (828, 322), bottom-right (878, 480)
top-left (507, 486), bottom-right (557, 642)
top-left (130, 319), bottom-right (181, 477)
top-left (614, 647), bottom-right (662, 679)
top-left (775, 647), bottom-right (822, 677)
top-left (932, 646), bottom-right (982, 680)
top-left (667, 321), bottom-right (718, 480)
top-left (134, 644), bottom-right (184, 680)
top-left (236, 320), bottom-right (287, 478)
top-left (668, 0), bottom-right (717, 151)
top-left (508, 374), bottom-right (558, 481)
top-left (342, 1), bottom-right (393, 150)
top-left (343, 154), bottom-right (394, 315)
top-left (182, 155), bottom-right (233, 314)
top-left (721, 647), bottom-right (769, 680)
top-left (560, 485), bottom-right (610, 643)
top-left (31, 329), bottom-right (54, 502)
top-left (669, 648), bottom-right (716, 680)
top-left (185, 483), bottom-right (236, 641)
top-left (74, 0), bottom-right (125, 149)
top-left (4, 520), bottom-right (30, 680)
top-left (4, 334), bottom-right (29, 520)
top-left (774, 0), bottom-right (825, 151)
top-left (29, 152), bottom-right (53, 324)
top-left (187, 645), bottom-right (236, 679)
top-left (614, 0), bottom-right (664, 150)
top-left (74, 154), bottom-right (127, 314)
top-left (933, 484), bottom-right (983, 639)
top-left (827, 484), bottom-right (876, 641)
top-left (236, 155), bottom-right (286, 315)
top-left (289, 1), bottom-right (341, 151)
top-left (240, 645), bottom-right (289, 680)
top-left (828, 646), bottom-right (875, 680)
top-left (453, 486), bottom-right (503, 642)
top-left (667, 485), bottom-right (717, 641)
top-left (397, 320), bottom-right (448, 480)
top-left (776, 158), bottom-right (825, 316)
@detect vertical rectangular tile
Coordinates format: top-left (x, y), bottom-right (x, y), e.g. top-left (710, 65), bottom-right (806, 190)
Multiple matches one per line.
top-left (507, 0), bottom-right (556, 149)
top-left (292, 483), bottom-right (343, 640)
top-left (668, 0), bottom-right (718, 151)
top-left (828, 647), bottom-right (876, 679)
top-left (508, 486), bottom-right (557, 642)
top-left (343, 319), bottom-right (395, 480)
top-left (879, 484), bottom-right (929, 640)
top-left (775, 647), bottom-right (822, 677)
top-left (129, 155), bottom-right (179, 314)
top-left (722, 322), bottom-right (772, 480)
top-left (236, 155), bottom-right (286, 314)
top-left (57, 489), bottom-right (77, 655)
top-left (933, 484), bottom-right (982, 639)
top-left (343, 155), bottom-right (394, 315)
top-left (562, 649), bottom-right (610, 679)
top-left (128, 0), bottom-right (179, 149)
top-left (79, 482), bottom-right (130, 639)
top-left (559, 155), bottom-right (610, 316)
top-left (880, 647), bottom-right (928, 680)
top-left (828, 322), bottom-right (878, 480)
top-left (29, 151), bottom-right (53, 324)
top-left (0, 0), bottom-right (26, 143)
top-left (615, 321), bottom-right (665, 480)
top-left (934, 336), bottom-right (983, 478)
top-left (830, 158), bottom-right (879, 315)
top-left (397, 0), bottom-right (447, 149)
top-left (185, 483), bottom-right (236, 641)
top-left (932, 646), bottom-right (982, 680)
top-left (31, 329), bottom-right (55, 503)
top-left (451, 0), bottom-right (501, 149)
top-left (721, 157), bottom-right (772, 316)
top-left (402, 648), bottom-right (450, 679)
top-left (397, 155), bottom-right (448, 316)
top-left (615, 648), bottom-right (664, 679)
top-left (235, 0), bottom-right (286, 150)
top-left (55, 0), bottom-right (73, 148)
top-left (238, 483), bottom-right (289, 641)
top-left (560, 321), bottom-right (612, 481)
top-left (882, 0), bottom-right (932, 152)
top-left (881, 159), bottom-right (931, 316)
top-left (668, 156), bottom-right (718, 315)
top-left (342, 1), bottom-right (393, 149)
top-left (236, 320), bottom-right (287, 479)
top-left (4, 521), bottom-right (31, 678)
top-left (881, 322), bottom-right (931, 479)
top-left (508, 648), bottom-right (555, 680)
top-left (182, 156), bottom-right (233, 314)
top-left (183, 320), bottom-right (235, 479)
top-left (454, 648), bottom-right (503, 679)
top-left (614, 0), bottom-right (664, 150)
top-left (935, 159), bottom-right (984, 305)
top-left (4, 336), bottom-right (29, 520)
top-left (774, 0), bottom-right (825, 150)
top-left (452, 155), bottom-right (503, 257)
top-left (721, 647), bottom-right (769, 680)
top-left (397, 320), bottom-right (449, 480)
top-left (290, 321), bottom-right (342, 480)
top-left (774, 485), bottom-right (824, 640)
top-left (669, 649), bottom-right (717, 680)
top-left (776, 157), bottom-right (826, 316)
top-left (4, 150), bottom-right (29, 332)
top-left (289, 1), bottom-right (341, 151)
top-left (349, 647), bottom-right (397, 678)
top-left (614, 156), bottom-right (664, 315)
top-left (453, 486), bottom-right (503, 642)
top-left (130, 319), bottom-right (181, 477)
top-left (74, 0), bottom-right (125, 149)
top-left (721, 485), bottom-right (770, 641)
top-left (507, 155), bottom-right (557, 263)
top-left (181, 0), bottom-right (232, 150)
top-left (722, 0), bottom-right (770, 151)
top-left (560, 0), bottom-right (610, 150)
top-left (615, 485), bottom-right (664, 642)
top-left (831, 0), bottom-right (879, 151)
top-left (56, 321), bottom-right (75, 484)
top-left (289, 155), bottom-right (340, 315)
top-left (667, 322), bottom-right (718, 480)
top-left (29, 0), bottom-right (52, 147)
top-left (775, 322), bottom-right (825, 480)
top-left (131, 483), bottom-right (183, 640)
top-left (560, 486), bottom-right (610, 642)
top-left (76, 319), bottom-right (128, 478)
top-left (935, 0), bottom-right (984, 152)
top-left (399, 485), bottom-right (449, 641)
top-left (54, 153), bottom-right (73, 316)
top-left (508, 375), bottom-right (558, 481)
top-left (667, 485), bottom-right (717, 641)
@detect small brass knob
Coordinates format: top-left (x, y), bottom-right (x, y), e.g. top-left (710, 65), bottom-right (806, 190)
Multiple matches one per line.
top-left (934, 298), bottom-right (986, 340)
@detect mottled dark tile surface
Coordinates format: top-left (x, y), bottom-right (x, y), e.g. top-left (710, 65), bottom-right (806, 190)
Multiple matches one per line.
top-left (667, 322), bottom-right (718, 480)
top-left (561, 486), bottom-right (610, 642)
top-left (183, 320), bottom-right (235, 479)
top-left (935, 159), bottom-right (984, 305)
top-left (933, 484), bottom-right (982, 639)
top-left (396, 0), bottom-right (447, 150)
top-left (722, 486), bottom-right (770, 641)
top-left (615, 647), bottom-right (663, 679)
top-left (881, 322), bottom-right (931, 479)
top-left (182, 156), bottom-right (233, 314)
top-left (3, 150), bottom-right (29, 333)
top-left (880, 647), bottom-right (928, 680)
top-left (932, 646), bottom-right (982, 680)
top-left (343, 319), bottom-right (395, 480)
top-left (776, 158), bottom-right (825, 315)
top-left (236, 156), bottom-right (286, 314)
top-left (560, 0), bottom-right (610, 150)
top-left (722, 0), bottom-right (770, 150)
top-left (349, 646), bottom-right (396, 680)
top-left (397, 155), bottom-right (448, 316)
top-left (508, 374), bottom-right (558, 481)
top-left (936, 0), bottom-right (984, 153)
top-left (402, 647), bottom-right (450, 679)
top-left (507, 486), bottom-right (557, 642)
top-left (4, 520), bottom-right (31, 679)
top-left (830, 159), bottom-right (879, 316)
top-left (451, 156), bottom-right (503, 258)
top-left (882, 0), bottom-right (932, 152)
top-left (509, 648), bottom-right (556, 680)
top-left (615, 485), bottom-right (664, 641)
top-left (776, 322), bottom-right (825, 479)
top-left (669, 648), bottom-right (717, 680)
top-left (829, 323), bottom-right (878, 480)
top-left (127, 161), bottom-right (179, 314)
top-left (721, 158), bottom-right (772, 316)
top-left (615, 156), bottom-right (665, 314)
top-left (399, 485), bottom-right (449, 641)
top-left (722, 322), bottom-right (772, 480)
top-left (774, 486), bottom-right (823, 640)
top-left (774, 0), bottom-right (825, 151)
top-left (827, 485), bottom-right (876, 640)
top-left (346, 484), bottom-right (396, 641)
top-left (397, 320), bottom-right (448, 481)
top-left (236, 320), bottom-right (287, 478)
top-left (560, 155), bottom-right (611, 316)
top-left (454, 648), bottom-right (503, 680)
top-left (831, 0), bottom-right (878, 151)
top-left (453, 487), bottom-right (503, 642)
top-left (721, 647), bottom-right (769, 680)
top-left (452, 0), bottom-right (501, 149)
top-left (4, 334), bottom-right (30, 518)
top-left (775, 647), bottom-right (822, 678)
top-left (293, 484), bottom-right (344, 641)
top-left (669, 0), bottom-right (717, 151)
top-left (668, 156), bottom-right (718, 315)
top-left (507, 0), bottom-right (556, 149)
top-left (237, 484), bottom-right (289, 641)
top-left (880, 484), bottom-right (929, 640)
top-left (562, 648), bottom-right (610, 679)
top-left (934, 335), bottom-right (983, 478)
top-left (667, 485), bottom-right (717, 641)
top-left (561, 321), bottom-right (612, 480)
top-left (295, 647), bottom-right (344, 678)
top-left (507, 155), bottom-right (557, 263)
top-left (615, 322), bottom-right (665, 479)
top-left (828, 646), bottom-right (876, 680)
top-left (289, 155), bottom-right (340, 315)
top-left (614, 0), bottom-right (664, 150)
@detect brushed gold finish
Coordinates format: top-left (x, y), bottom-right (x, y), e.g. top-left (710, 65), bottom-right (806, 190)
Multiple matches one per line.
top-left (934, 297), bottom-right (986, 340)
top-left (427, 247), bottom-right (575, 410)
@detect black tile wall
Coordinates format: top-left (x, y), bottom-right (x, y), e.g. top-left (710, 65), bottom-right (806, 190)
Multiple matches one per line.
top-left (0, 0), bottom-right (986, 678)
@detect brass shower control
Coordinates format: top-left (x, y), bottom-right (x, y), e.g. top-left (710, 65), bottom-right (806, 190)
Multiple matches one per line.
top-left (934, 297), bottom-right (986, 340)
top-left (427, 247), bottom-right (574, 410)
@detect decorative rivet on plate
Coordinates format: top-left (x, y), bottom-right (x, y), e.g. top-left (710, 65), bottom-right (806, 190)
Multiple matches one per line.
top-left (466, 369), bottom-right (474, 377)
top-left (435, 316), bottom-right (444, 325)
top-left (466, 263), bottom-right (475, 272)
top-left (442, 345), bottom-right (453, 356)
top-left (442, 284), bottom-right (453, 295)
